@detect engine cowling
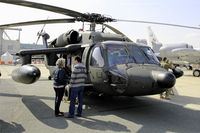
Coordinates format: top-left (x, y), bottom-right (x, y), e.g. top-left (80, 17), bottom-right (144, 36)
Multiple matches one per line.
top-left (55, 30), bottom-right (82, 47)
top-left (12, 65), bottom-right (41, 84)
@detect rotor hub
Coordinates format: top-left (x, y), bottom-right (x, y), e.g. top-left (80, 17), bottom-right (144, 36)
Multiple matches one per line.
top-left (77, 13), bottom-right (116, 23)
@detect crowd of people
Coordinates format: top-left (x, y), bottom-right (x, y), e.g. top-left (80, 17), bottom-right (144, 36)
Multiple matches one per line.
top-left (53, 56), bottom-right (87, 118)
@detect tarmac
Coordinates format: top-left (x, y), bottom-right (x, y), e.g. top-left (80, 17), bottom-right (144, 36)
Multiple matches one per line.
top-left (0, 64), bottom-right (200, 133)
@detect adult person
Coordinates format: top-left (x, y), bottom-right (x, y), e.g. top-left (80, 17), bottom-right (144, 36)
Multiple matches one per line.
top-left (66, 56), bottom-right (87, 118)
top-left (53, 58), bottom-right (68, 117)
top-left (160, 57), bottom-right (175, 99)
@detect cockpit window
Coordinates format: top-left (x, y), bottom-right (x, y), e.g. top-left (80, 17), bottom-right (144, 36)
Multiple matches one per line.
top-left (90, 46), bottom-right (105, 67)
top-left (107, 45), bottom-right (130, 66)
top-left (130, 45), bottom-right (147, 63)
top-left (106, 43), bottom-right (160, 66)
top-left (140, 46), bottom-right (160, 64)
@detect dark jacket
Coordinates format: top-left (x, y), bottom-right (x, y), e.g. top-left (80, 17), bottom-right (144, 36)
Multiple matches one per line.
top-left (53, 68), bottom-right (68, 86)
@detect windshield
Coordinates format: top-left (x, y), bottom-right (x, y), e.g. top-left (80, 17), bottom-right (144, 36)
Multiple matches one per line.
top-left (107, 45), bottom-right (130, 66)
top-left (129, 45), bottom-right (147, 64)
top-left (140, 46), bottom-right (160, 64)
top-left (106, 43), bottom-right (160, 66)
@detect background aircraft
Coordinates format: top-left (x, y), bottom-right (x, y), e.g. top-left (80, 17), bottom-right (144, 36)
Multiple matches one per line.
top-left (148, 26), bottom-right (200, 77)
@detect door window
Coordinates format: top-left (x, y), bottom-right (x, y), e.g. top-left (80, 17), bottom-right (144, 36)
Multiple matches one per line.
top-left (90, 46), bottom-right (105, 67)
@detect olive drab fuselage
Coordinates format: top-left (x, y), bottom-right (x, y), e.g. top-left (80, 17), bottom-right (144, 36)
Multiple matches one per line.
top-left (81, 41), bottom-right (176, 96)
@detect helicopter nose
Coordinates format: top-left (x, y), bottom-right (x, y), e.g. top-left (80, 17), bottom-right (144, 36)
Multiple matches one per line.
top-left (154, 71), bottom-right (176, 88)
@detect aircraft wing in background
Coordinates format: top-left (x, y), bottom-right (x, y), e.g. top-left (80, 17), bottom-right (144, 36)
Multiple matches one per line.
top-left (171, 48), bottom-right (200, 56)
top-left (171, 48), bottom-right (200, 63)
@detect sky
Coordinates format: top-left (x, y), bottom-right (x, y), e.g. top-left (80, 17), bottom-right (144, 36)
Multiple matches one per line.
top-left (0, 0), bottom-right (200, 48)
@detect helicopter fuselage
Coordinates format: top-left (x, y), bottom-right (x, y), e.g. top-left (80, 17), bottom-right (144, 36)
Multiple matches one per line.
top-left (82, 41), bottom-right (176, 96)
top-left (12, 32), bottom-right (177, 97)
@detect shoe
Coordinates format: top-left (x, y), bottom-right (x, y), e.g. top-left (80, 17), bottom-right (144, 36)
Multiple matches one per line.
top-left (76, 114), bottom-right (82, 117)
top-left (55, 112), bottom-right (64, 117)
top-left (55, 114), bottom-right (64, 117)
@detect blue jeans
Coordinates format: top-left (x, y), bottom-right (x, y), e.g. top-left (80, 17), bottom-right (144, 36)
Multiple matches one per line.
top-left (68, 86), bottom-right (84, 117)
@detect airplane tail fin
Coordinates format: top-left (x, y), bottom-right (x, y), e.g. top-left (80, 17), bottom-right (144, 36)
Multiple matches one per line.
top-left (147, 26), bottom-right (162, 53)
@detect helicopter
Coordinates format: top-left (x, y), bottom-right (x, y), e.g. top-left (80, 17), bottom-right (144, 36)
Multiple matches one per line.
top-left (0, 0), bottom-right (188, 97)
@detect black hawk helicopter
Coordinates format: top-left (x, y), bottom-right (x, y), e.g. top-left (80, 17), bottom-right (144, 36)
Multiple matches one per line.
top-left (0, 0), bottom-right (190, 96)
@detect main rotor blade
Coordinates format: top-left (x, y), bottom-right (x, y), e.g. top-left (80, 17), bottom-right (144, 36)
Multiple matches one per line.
top-left (0, 18), bottom-right (76, 28)
top-left (1, 1), bottom-right (199, 30)
top-left (117, 19), bottom-right (200, 30)
top-left (0, 0), bottom-right (87, 19)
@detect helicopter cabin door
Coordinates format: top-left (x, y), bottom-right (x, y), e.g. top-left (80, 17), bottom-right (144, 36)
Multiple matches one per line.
top-left (88, 46), bottom-right (108, 92)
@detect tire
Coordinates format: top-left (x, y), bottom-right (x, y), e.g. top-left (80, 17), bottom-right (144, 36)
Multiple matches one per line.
top-left (193, 69), bottom-right (200, 77)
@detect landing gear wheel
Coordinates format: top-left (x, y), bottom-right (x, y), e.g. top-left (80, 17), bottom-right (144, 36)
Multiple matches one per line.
top-left (48, 76), bottom-right (52, 80)
top-left (193, 69), bottom-right (200, 77)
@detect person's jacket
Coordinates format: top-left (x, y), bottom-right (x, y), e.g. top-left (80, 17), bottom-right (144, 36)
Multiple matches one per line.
top-left (70, 63), bottom-right (87, 88)
top-left (53, 68), bottom-right (68, 87)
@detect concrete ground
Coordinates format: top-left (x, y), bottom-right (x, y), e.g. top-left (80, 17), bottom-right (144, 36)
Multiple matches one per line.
top-left (0, 64), bottom-right (200, 133)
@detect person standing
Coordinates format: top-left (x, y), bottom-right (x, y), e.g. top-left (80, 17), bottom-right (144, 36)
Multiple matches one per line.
top-left (67, 56), bottom-right (87, 118)
top-left (53, 58), bottom-right (68, 117)
top-left (160, 57), bottom-right (175, 99)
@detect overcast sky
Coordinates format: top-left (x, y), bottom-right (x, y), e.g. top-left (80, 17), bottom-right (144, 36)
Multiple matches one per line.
top-left (0, 0), bottom-right (200, 48)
